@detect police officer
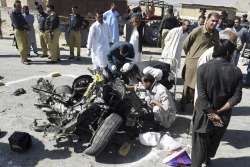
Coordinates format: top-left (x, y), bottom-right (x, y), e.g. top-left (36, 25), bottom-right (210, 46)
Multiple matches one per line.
top-left (10, 0), bottom-right (31, 65)
top-left (37, 5), bottom-right (49, 57)
top-left (68, 6), bottom-right (89, 60)
top-left (45, 5), bottom-right (60, 64)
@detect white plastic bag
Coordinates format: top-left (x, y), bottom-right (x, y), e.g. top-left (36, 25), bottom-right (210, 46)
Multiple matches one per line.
top-left (158, 134), bottom-right (182, 151)
top-left (139, 132), bottom-right (161, 146)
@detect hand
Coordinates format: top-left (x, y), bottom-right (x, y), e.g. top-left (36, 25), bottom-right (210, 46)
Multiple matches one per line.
top-left (150, 100), bottom-right (161, 107)
top-left (111, 65), bottom-right (117, 72)
top-left (207, 113), bottom-right (224, 127)
top-left (87, 49), bottom-right (91, 56)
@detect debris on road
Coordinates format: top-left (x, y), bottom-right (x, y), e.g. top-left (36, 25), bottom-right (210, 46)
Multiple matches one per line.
top-left (50, 72), bottom-right (62, 78)
top-left (0, 82), bottom-right (5, 86)
top-left (162, 148), bottom-right (191, 166)
top-left (0, 108), bottom-right (8, 113)
top-left (13, 88), bottom-right (26, 96)
top-left (118, 142), bottom-right (131, 157)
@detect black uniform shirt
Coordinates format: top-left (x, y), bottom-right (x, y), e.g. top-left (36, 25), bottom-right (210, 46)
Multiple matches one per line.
top-left (45, 13), bottom-right (60, 32)
top-left (38, 12), bottom-right (48, 32)
top-left (10, 9), bottom-right (29, 30)
top-left (68, 14), bottom-right (83, 31)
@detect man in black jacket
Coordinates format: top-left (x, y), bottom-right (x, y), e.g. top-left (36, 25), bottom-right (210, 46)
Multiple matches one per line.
top-left (107, 41), bottom-right (134, 72)
top-left (10, 0), bottom-right (31, 65)
top-left (45, 5), bottom-right (60, 63)
top-left (68, 6), bottom-right (89, 60)
top-left (159, 7), bottom-right (179, 49)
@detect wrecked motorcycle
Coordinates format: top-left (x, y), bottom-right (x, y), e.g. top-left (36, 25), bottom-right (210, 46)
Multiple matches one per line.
top-left (33, 71), bottom-right (156, 156)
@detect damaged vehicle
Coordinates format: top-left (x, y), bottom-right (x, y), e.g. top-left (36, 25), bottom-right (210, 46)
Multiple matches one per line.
top-left (32, 70), bottom-right (163, 156)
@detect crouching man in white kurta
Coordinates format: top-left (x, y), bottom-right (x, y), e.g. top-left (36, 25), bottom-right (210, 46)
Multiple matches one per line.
top-left (127, 67), bottom-right (176, 128)
top-left (87, 11), bottom-right (112, 69)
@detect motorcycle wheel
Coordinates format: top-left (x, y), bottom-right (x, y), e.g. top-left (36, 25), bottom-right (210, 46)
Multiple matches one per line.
top-left (84, 113), bottom-right (123, 156)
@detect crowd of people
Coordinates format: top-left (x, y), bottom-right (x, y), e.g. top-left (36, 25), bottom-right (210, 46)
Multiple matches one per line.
top-left (4, 0), bottom-right (250, 167)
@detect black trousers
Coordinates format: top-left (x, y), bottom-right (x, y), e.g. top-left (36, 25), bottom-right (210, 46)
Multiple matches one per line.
top-left (191, 127), bottom-right (227, 167)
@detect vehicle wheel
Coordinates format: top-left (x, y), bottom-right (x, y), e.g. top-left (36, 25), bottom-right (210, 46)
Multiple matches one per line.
top-left (84, 113), bottom-right (123, 156)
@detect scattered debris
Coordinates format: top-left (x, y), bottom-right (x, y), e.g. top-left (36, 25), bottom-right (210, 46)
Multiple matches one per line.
top-left (16, 103), bottom-right (24, 108)
top-left (118, 142), bottom-right (131, 157)
top-left (50, 72), bottom-right (62, 78)
top-left (162, 148), bottom-right (191, 166)
top-left (13, 88), bottom-right (26, 96)
top-left (0, 108), bottom-right (7, 113)
top-left (0, 82), bottom-right (5, 87)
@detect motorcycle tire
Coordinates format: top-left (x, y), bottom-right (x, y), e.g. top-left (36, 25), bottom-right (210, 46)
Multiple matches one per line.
top-left (84, 113), bottom-right (123, 156)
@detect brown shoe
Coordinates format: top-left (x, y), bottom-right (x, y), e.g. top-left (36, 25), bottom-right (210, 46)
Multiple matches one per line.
top-left (22, 61), bottom-right (30, 65)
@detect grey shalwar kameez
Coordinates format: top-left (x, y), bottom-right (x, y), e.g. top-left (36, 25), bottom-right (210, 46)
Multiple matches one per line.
top-left (192, 58), bottom-right (243, 167)
top-left (23, 13), bottom-right (38, 54)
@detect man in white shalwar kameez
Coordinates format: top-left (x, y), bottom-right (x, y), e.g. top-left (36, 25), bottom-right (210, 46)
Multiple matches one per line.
top-left (23, 6), bottom-right (38, 55)
top-left (161, 20), bottom-right (190, 70)
top-left (129, 14), bottom-right (143, 63)
top-left (87, 11), bottom-right (111, 69)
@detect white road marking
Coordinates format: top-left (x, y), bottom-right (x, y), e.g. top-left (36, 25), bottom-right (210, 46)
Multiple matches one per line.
top-left (4, 74), bottom-right (77, 86)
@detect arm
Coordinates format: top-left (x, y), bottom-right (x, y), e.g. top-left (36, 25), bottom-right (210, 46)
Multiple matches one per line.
top-left (107, 50), bottom-right (115, 65)
top-left (106, 24), bottom-right (112, 44)
top-left (50, 15), bottom-right (59, 32)
top-left (126, 85), bottom-right (136, 92)
top-left (183, 29), bottom-right (197, 55)
top-left (31, 15), bottom-right (35, 25)
top-left (159, 16), bottom-right (165, 33)
top-left (87, 25), bottom-right (94, 50)
top-left (216, 72), bottom-right (243, 114)
top-left (196, 66), bottom-right (214, 113)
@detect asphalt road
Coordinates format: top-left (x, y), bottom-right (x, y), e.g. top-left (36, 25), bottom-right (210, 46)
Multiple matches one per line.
top-left (0, 36), bottom-right (250, 167)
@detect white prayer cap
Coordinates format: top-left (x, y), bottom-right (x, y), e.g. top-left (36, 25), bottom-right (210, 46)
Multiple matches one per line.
top-left (143, 66), bottom-right (163, 81)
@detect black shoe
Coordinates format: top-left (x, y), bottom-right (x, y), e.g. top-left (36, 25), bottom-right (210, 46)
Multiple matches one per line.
top-left (205, 158), bottom-right (211, 166)
top-left (26, 59), bottom-right (32, 62)
top-left (47, 61), bottom-right (57, 64)
top-left (40, 54), bottom-right (48, 58)
top-left (57, 58), bottom-right (61, 61)
top-left (68, 56), bottom-right (74, 60)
